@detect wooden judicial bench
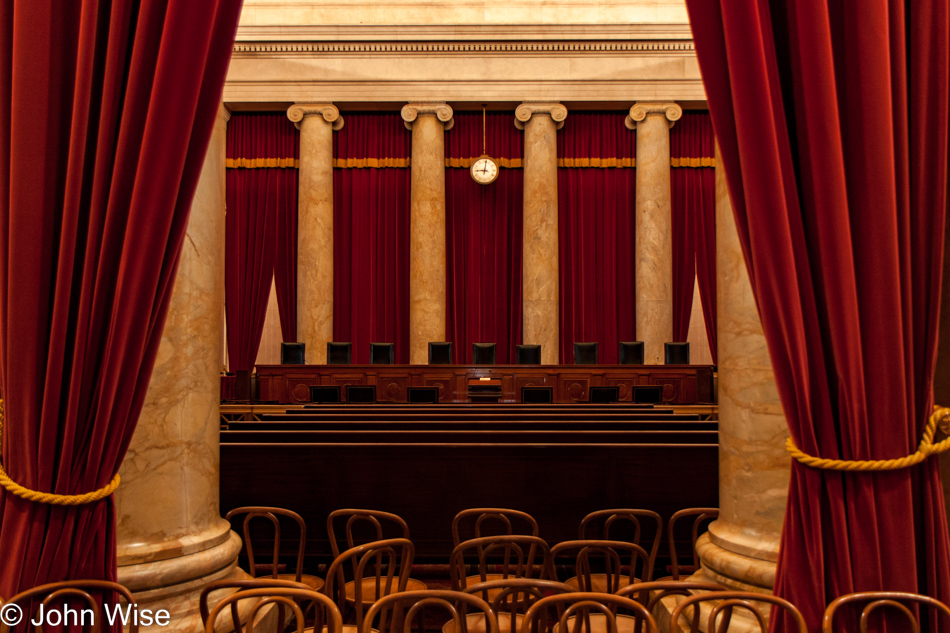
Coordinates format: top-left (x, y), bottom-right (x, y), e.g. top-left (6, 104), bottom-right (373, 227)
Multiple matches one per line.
top-left (255, 364), bottom-right (715, 404)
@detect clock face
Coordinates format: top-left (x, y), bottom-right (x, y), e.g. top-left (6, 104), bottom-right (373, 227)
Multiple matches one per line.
top-left (471, 156), bottom-right (499, 184)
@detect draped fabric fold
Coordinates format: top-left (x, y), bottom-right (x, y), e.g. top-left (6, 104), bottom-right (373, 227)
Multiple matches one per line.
top-left (333, 113), bottom-right (411, 364)
top-left (686, 1), bottom-right (950, 630)
top-left (445, 113), bottom-right (523, 363)
top-left (558, 113), bottom-right (637, 364)
top-left (0, 0), bottom-right (241, 600)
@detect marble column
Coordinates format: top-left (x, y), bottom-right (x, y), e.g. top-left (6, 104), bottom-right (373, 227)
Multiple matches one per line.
top-left (115, 104), bottom-right (243, 632)
top-left (401, 102), bottom-right (453, 364)
top-left (515, 102), bottom-right (567, 364)
top-left (287, 104), bottom-right (344, 364)
top-left (626, 103), bottom-right (681, 364)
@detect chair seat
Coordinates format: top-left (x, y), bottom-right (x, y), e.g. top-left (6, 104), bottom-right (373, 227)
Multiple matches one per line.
top-left (443, 612), bottom-right (523, 633)
top-left (563, 574), bottom-right (637, 593)
top-left (277, 573), bottom-right (324, 591)
top-left (344, 577), bottom-right (427, 603)
top-left (307, 625), bottom-right (376, 633)
top-left (554, 613), bottom-right (644, 633)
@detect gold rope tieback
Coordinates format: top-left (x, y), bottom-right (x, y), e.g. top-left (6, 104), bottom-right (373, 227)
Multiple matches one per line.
top-left (786, 406), bottom-right (950, 471)
top-left (0, 400), bottom-right (120, 505)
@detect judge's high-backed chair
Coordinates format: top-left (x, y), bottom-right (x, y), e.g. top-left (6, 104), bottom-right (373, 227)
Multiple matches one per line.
top-left (2, 581), bottom-right (139, 633)
top-left (618, 341), bottom-right (644, 365)
top-left (473, 343), bottom-right (497, 365)
top-left (429, 342), bottom-right (453, 364)
top-left (664, 342), bottom-right (690, 365)
top-left (563, 509), bottom-right (663, 592)
top-left (328, 342), bottom-right (352, 365)
top-left (574, 342), bottom-right (598, 365)
top-left (281, 342), bottom-right (306, 365)
top-left (670, 592), bottom-right (807, 633)
top-left (369, 342), bottom-right (394, 365)
top-left (516, 344), bottom-right (541, 365)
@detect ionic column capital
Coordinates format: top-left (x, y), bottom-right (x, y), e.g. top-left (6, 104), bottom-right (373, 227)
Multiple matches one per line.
top-left (625, 102), bottom-right (682, 130)
top-left (514, 101), bottom-right (568, 130)
top-left (401, 102), bottom-right (454, 131)
top-left (287, 103), bottom-right (344, 131)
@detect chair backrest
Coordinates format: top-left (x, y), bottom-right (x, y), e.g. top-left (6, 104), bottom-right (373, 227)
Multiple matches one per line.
top-left (670, 591), bottom-right (807, 633)
top-left (822, 591), bottom-right (950, 633)
top-left (588, 386), bottom-right (620, 403)
top-left (578, 509), bottom-right (663, 582)
top-left (550, 540), bottom-right (653, 593)
top-left (522, 386), bottom-right (553, 404)
top-left (346, 384), bottom-right (377, 404)
top-left (327, 342), bottom-right (352, 365)
top-left (429, 342), bottom-right (453, 364)
top-left (618, 341), bottom-right (645, 365)
top-left (450, 535), bottom-right (553, 591)
top-left (617, 581), bottom-right (726, 619)
top-left (280, 342), bottom-right (306, 365)
top-left (1, 580), bottom-right (137, 633)
top-left (324, 538), bottom-right (415, 632)
top-left (574, 342), bottom-right (598, 365)
top-left (473, 343), bottom-right (497, 365)
top-left (370, 342), bottom-right (395, 365)
top-left (664, 342), bottom-right (689, 365)
top-left (364, 589), bottom-right (498, 633)
top-left (452, 508), bottom-right (540, 546)
top-left (327, 508), bottom-right (413, 557)
top-left (667, 508), bottom-right (718, 580)
top-left (407, 386), bottom-right (440, 403)
top-left (311, 385), bottom-right (342, 403)
top-left (516, 345), bottom-right (542, 365)
top-left (200, 578), bottom-right (313, 633)
top-left (632, 386), bottom-right (663, 404)
top-left (520, 593), bottom-right (658, 633)
top-left (206, 586), bottom-right (342, 633)
top-left (463, 578), bottom-right (573, 633)
top-left (225, 506), bottom-right (308, 582)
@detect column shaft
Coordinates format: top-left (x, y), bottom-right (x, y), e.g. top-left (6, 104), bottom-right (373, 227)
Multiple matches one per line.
top-left (403, 103), bottom-right (452, 364)
top-left (517, 102), bottom-right (566, 365)
top-left (116, 105), bottom-right (242, 632)
top-left (289, 104), bottom-right (343, 364)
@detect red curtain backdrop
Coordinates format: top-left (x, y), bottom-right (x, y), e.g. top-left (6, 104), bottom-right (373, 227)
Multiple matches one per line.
top-left (226, 113), bottom-right (299, 353)
top-left (687, 1), bottom-right (950, 631)
top-left (0, 0), bottom-right (240, 600)
top-left (333, 113), bottom-right (411, 364)
top-left (444, 112), bottom-right (523, 364)
top-left (557, 113), bottom-right (636, 364)
top-left (670, 113), bottom-right (717, 361)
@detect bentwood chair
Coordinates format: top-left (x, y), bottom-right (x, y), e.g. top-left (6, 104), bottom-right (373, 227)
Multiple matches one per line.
top-left (666, 508), bottom-right (718, 581)
top-left (282, 342), bottom-right (307, 365)
top-left (452, 508), bottom-right (540, 547)
top-left (663, 343), bottom-right (689, 365)
top-left (454, 579), bottom-right (574, 633)
top-left (225, 506), bottom-right (324, 591)
top-left (328, 342), bottom-right (353, 365)
top-left (206, 586), bottom-right (343, 633)
top-left (617, 580), bottom-right (727, 625)
top-left (200, 578), bottom-right (314, 633)
top-left (370, 343), bottom-right (395, 365)
top-left (670, 592), bottom-right (807, 633)
top-left (618, 342), bottom-right (645, 365)
top-left (574, 343), bottom-right (598, 365)
top-left (473, 343), bottom-right (497, 365)
top-left (1, 581), bottom-right (138, 633)
top-left (516, 345), bottom-right (542, 365)
top-left (370, 590), bottom-right (498, 633)
top-left (522, 593), bottom-right (658, 633)
top-left (822, 591), bottom-right (950, 633)
top-left (551, 540), bottom-right (652, 595)
top-left (563, 510), bottom-right (663, 592)
top-left (450, 535), bottom-right (553, 596)
top-left (429, 342), bottom-right (453, 364)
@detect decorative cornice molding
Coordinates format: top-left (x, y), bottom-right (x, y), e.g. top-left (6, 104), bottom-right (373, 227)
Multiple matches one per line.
top-left (514, 102), bottom-right (568, 130)
top-left (625, 102), bottom-right (683, 130)
top-left (233, 40), bottom-right (694, 57)
top-left (287, 103), bottom-right (344, 130)
top-left (218, 104), bottom-right (232, 123)
top-left (401, 102), bottom-right (454, 131)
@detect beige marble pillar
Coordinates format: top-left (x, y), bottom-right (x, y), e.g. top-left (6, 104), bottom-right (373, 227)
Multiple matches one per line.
top-left (287, 104), bottom-right (344, 364)
top-left (626, 103), bottom-right (681, 364)
top-left (401, 102), bottom-right (453, 364)
top-left (115, 105), bottom-right (243, 632)
top-left (515, 102), bottom-right (566, 364)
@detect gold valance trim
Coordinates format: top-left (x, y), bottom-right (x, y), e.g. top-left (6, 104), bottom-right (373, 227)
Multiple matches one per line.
top-left (226, 157), bottom-right (299, 168)
top-left (445, 157), bottom-right (523, 168)
top-left (333, 157), bottom-right (411, 168)
top-left (227, 156), bottom-right (716, 169)
top-left (671, 157), bottom-right (716, 167)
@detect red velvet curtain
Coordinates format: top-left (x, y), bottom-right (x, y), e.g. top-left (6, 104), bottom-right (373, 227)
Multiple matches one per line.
top-left (444, 112), bottom-right (523, 364)
top-left (0, 0), bottom-right (240, 599)
top-left (687, 1), bottom-right (950, 630)
top-left (670, 112), bottom-right (717, 361)
top-left (557, 113), bottom-right (636, 364)
top-left (226, 113), bottom-right (299, 354)
top-left (333, 113), bottom-right (411, 364)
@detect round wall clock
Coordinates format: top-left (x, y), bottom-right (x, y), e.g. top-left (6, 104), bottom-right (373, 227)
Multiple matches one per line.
top-left (471, 154), bottom-right (499, 185)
